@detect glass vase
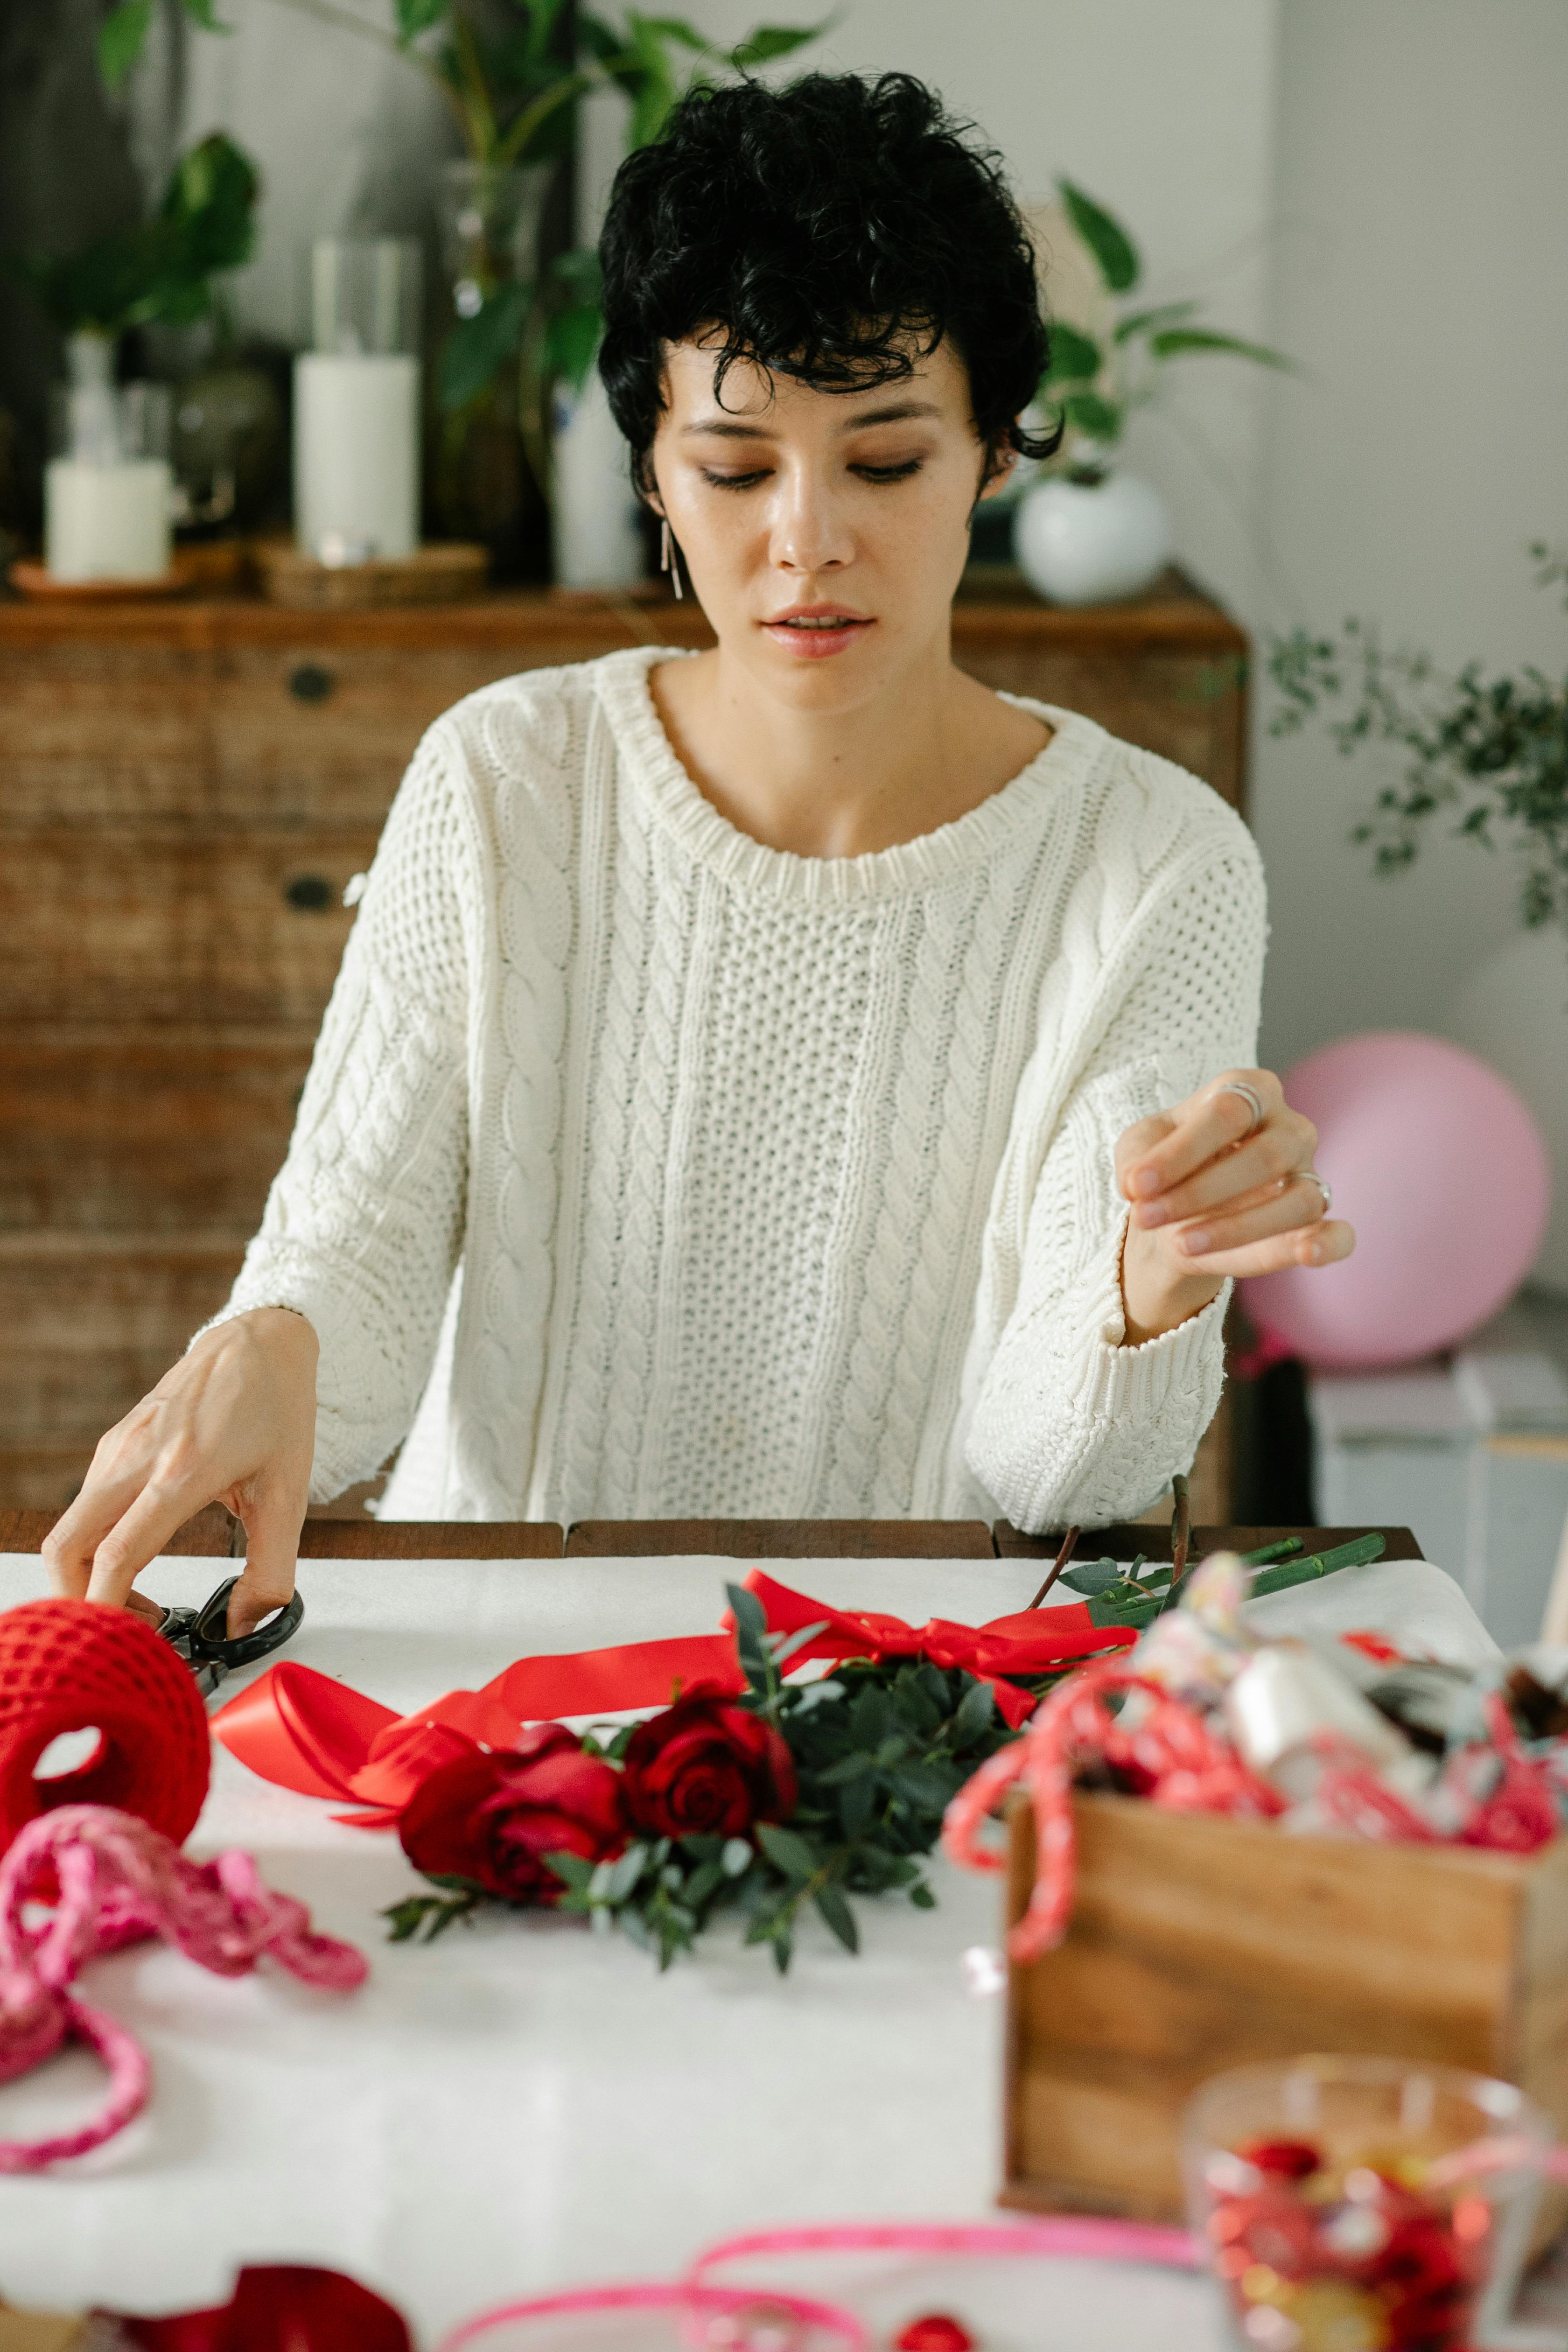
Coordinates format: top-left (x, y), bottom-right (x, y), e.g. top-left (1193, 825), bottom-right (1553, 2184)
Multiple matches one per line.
top-left (45, 332), bottom-right (173, 582)
top-left (433, 160), bottom-right (553, 581)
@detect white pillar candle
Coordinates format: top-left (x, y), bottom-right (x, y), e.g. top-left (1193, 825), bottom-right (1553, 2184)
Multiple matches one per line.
top-left (294, 352), bottom-right (420, 563)
top-left (44, 456), bottom-right (172, 581)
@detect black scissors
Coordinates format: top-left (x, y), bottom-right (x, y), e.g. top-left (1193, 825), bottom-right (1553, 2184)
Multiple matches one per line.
top-left (156, 1576), bottom-right (305, 1698)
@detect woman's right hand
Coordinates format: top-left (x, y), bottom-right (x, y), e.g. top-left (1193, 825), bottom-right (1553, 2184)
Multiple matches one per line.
top-left (42, 1307), bottom-right (319, 1638)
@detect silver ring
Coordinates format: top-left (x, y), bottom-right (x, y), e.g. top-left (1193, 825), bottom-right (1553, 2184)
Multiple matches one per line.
top-left (1301, 1170), bottom-right (1333, 1215)
top-left (1213, 1079), bottom-right (1265, 1135)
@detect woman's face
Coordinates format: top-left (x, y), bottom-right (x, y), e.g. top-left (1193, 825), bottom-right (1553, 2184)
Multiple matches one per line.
top-left (648, 335), bottom-right (1012, 715)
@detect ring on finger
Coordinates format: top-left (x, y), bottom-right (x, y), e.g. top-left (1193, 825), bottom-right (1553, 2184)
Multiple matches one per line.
top-left (1300, 1169), bottom-right (1333, 1215)
top-left (1212, 1078), bottom-right (1265, 1136)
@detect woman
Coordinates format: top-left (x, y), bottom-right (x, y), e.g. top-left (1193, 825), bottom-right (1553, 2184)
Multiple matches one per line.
top-left (45, 73), bottom-right (1349, 1632)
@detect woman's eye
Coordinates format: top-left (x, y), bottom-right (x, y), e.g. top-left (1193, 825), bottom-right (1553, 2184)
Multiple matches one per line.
top-left (852, 458), bottom-right (924, 484)
top-left (700, 467), bottom-right (770, 491)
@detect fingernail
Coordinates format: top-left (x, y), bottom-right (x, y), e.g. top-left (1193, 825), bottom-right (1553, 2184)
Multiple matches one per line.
top-left (1131, 1168), bottom-right (1162, 1198)
top-left (1181, 1227), bottom-right (1211, 1256)
top-left (1135, 1201), bottom-right (1170, 1228)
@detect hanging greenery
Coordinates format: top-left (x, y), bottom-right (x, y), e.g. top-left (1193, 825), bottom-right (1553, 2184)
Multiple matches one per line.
top-left (1269, 550), bottom-right (1568, 939)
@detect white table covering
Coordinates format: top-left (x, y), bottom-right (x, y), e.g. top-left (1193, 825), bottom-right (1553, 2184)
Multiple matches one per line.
top-left (0, 1549), bottom-right (1500, 2344)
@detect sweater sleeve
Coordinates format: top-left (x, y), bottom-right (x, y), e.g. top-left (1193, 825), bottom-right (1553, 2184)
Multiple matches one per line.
top-left (965, 818), bottom-right (1267, 1532)
top-left (201, 726), bottom-right (474, 1502)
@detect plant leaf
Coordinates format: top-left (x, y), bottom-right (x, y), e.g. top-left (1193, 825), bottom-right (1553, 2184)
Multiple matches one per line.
top-left (542, 1848), bottom-right (596, 1892)
top-left (439, 280), bottom-right (532, 412)
top-left (952, 1677), bottom-right (997, 1747)
top-left (1042, 322), bottom-right (1102, 385)
top-left (396, 0), bottom-right (449, 38)
top-left (1062, 390), bottom-right (1123, 442)
top-left (545, 301), bottom-right (603, 393)
top-left (98, 0), bottom-right (156, 87)
top-left (1147, 328), bottom-right (1295, 370)
top-left (1059, 1561), bottom-right (1125, 1596)
top-left (1113, 299), bottom-right (1198, 344)
top-left (721, 1836), bottom-right (754, 1877)
top-left (728, 22), bottom-right (827, 67)
top-left (813, 1882), bottom-right (859, 1953)
top-left (1057, 177), bottom-right (1140, 293)
top-left (755, 1822), bottom-right (819, 1882)
top-left (606, 1842), bottom-right (650, 1903)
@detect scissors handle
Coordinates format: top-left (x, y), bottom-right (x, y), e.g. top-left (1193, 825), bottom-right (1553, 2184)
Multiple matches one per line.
top-left (158, 1577), bottom-right (305, 1695)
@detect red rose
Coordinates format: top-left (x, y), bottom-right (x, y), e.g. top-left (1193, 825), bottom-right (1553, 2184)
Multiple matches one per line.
top-left (398, 1724), bottom-right (625, 1904)
top-left (620, 1684), bottom-right (797, 1841)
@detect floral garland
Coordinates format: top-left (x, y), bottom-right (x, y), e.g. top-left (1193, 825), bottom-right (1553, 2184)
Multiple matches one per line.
top-left (378, 1528), bottom-right (1389, 1971)
top-left (385, 1585), bottom-right (1020, 1970)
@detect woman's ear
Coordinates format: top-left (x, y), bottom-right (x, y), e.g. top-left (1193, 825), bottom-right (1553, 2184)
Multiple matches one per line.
top-left (977, 443), bottom-right (1018, 503)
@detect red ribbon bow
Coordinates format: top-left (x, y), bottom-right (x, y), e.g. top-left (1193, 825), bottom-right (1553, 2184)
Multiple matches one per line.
top-left (211, 1571), bottom-right (1132, 1823)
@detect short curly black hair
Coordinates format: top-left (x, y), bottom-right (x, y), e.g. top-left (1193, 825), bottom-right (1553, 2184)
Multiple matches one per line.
top-left (597, 71), bottom-right (1058, 495)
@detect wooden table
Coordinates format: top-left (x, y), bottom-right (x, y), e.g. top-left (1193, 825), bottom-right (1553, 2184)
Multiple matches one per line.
top-left (0, 568), bottom-right (1247, 1515)
top-left (0, 1510), bottom-right (1421, 1562)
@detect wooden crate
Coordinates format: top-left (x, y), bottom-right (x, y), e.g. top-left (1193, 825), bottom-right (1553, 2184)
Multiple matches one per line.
top-left (1003, 1791), bottom-right (1568, 2220)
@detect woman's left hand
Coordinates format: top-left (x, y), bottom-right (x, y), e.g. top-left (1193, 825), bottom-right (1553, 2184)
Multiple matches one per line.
top-left (1115, 1067), bottom-right (1355, 1346)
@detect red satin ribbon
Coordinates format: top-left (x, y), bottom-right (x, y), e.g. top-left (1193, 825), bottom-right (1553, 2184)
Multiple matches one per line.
top-left (211, 1572), bottom-right (1131, 1822)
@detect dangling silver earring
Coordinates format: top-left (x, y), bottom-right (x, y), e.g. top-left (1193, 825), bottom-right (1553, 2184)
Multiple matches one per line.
top-left (660, 517), bottom-right (684, 601)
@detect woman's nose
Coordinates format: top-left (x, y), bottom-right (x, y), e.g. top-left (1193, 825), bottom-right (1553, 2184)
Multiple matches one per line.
top-left (769, 471), bottom-right (853, 573)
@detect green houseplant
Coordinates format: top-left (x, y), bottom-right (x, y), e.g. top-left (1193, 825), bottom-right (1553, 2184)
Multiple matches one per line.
top-left (99, 0), bottom-right (822, 573)
top-left (1013, 179), bottom-right (1292, 605)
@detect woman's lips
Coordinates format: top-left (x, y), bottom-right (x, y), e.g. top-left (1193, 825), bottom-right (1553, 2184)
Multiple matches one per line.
top-left (760, 610), bottom-right (875, 659)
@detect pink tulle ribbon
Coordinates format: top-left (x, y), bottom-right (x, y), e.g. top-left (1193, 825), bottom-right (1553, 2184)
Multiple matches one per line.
top-left (435, 2216), bottom-right (1199, 2350)
top-left (0, 1803), bottom-right (367, 2171)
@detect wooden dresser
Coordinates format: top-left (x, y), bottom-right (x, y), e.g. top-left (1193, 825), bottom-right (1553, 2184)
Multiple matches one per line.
top-left (0, 569), bottom-right (1247, 1511)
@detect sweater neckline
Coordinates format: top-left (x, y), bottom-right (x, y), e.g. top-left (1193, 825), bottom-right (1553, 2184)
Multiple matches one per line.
top-left (593, 644), bottom-right (1108, 904)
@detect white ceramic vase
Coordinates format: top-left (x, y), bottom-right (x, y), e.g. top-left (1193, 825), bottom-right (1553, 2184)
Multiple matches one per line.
top-left (1445, 926), bottom-right (1568, 1297)
top-left (1013, 469), bottom-right (1173, 606)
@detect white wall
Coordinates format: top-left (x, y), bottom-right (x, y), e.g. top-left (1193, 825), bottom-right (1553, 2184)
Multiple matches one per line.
top-left (164, 0), bottom-right (1568, 1078)
top-left (1253, 0), bottom-right (1568, 1069)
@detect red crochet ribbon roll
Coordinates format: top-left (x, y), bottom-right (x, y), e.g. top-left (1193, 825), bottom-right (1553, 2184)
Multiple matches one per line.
top-left (0, 1599), bottom-right (210, 1855)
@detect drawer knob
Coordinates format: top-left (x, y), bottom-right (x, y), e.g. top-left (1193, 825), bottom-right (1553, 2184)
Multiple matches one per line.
top-left (284, 873), bottom-right (335, 912)
top-left (288, 663), bottom-right (335, 703)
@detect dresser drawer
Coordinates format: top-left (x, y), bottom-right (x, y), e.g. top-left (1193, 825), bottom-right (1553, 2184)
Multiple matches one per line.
top-left (0, 1030), bottom-right (308, 1230)
top-left (0, 1233), bottom-right (245, 1446)
top-left (0, 833), bottom-right (377, 1022)
top-left (0, 636), bottom-right (594, 829)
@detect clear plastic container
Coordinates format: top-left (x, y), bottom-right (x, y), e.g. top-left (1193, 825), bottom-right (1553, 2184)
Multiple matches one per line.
top-left (1182, 2053), bottom-right (1551, 2351)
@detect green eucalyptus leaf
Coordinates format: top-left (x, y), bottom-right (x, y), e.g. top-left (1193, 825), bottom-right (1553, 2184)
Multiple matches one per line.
top-left (721, 1836), bottom-right (755, 1877)
top-left (1057, 177), bottom-right (1140, 293)
top-left (838, 1776), bottom-right (875, 1841)
top-left (755, 1822), bottom-right (818, 1882)
top-left (606, 1842), bottom-right (650, 1903)
top-left (727, 1582), bottom-right (768, 1649)
top-left (1147, 327), bottom-right (1295, 370)
top-left (1059, 1561), bottom-right (1125, 1596)
top-left (542, 1849), bottom-right (597, 1892)
top-left (1043, 322), bottom-right (1102, 385)
top-left (952, 1677), bottom-right (997, 1747)
top-left (813, 1882), bottom-right (859, 1953)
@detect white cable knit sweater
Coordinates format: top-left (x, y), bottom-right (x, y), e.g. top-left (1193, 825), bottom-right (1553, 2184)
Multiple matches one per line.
top-left (215, 646), bottom-right (1266, 1528)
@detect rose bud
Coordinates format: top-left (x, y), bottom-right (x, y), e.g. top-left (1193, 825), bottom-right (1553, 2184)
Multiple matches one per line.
top-left (621, 1683), bottom-right (798, 1841)
top-left (398, 1724), bottom-right (626, 1904)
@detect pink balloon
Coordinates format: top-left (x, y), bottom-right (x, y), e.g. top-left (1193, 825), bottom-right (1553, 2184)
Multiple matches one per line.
top-left (1243, 1031), bottom-right (1551, 1371)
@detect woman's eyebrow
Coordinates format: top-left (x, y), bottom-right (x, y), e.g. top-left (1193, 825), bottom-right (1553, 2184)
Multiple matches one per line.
top-left (680, 398), bottom-right (942, 439)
